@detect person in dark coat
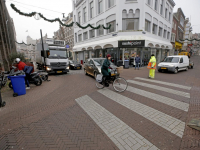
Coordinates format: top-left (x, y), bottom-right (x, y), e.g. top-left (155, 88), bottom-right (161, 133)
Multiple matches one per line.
top-left (101, 54), bottom-right (112, 86)
top-left (135, 55), bottom-right (141, 70)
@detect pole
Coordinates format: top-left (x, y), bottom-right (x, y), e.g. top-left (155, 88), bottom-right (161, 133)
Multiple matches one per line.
top-left (40, 29), bottom-right (46, 71)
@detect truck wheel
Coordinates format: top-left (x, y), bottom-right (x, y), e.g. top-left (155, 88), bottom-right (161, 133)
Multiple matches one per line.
top-left (174, 68), bottom-right (178, 74)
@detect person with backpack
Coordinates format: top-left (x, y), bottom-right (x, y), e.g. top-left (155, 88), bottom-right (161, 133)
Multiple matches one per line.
top-left (15, 58), bottom-right (32, 89)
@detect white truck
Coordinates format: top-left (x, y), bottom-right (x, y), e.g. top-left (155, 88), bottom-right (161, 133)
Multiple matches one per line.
top-left (36, 38), bottom-right (69, 74)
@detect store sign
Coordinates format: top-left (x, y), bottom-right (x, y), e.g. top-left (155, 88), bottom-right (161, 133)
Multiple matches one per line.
top-left (118, 40), bottom-right (145, 48)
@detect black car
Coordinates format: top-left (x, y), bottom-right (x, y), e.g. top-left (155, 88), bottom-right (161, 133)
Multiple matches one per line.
top-left (69, 60), bottom-right (82, 70)
top-left (84, 58), bottom-right (117, 79)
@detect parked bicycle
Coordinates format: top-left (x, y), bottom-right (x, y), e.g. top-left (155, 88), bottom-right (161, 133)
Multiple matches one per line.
top-left (96, 68), bottom-right (128, 92)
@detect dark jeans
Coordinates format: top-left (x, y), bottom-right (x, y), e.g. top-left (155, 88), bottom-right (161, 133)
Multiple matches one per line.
top-left (25, 74), bottom-right (30, 87)
top-left (135, 63), bottom-right (140, 69)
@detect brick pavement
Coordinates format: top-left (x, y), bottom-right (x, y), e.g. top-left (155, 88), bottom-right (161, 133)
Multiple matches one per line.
top-left (0, 56), bottom-right (199, 150)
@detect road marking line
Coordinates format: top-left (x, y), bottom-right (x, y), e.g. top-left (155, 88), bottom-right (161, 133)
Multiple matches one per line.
top-left (127, 80), bottom-right (190, 98)
top-left (98, 89), bottom-right (185, 138)
top-left (76, 95), bottom-right (159, 150)
top-left (116, 84), bottom-right (189, 112)
top-left (135, 77), bottom-right (191, 90)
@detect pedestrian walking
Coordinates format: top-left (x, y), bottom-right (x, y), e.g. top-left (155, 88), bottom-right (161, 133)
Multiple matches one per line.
top-left (147, 54), bottom-right (156, 79)
top-left (135, 55), bottom-right (141, 70)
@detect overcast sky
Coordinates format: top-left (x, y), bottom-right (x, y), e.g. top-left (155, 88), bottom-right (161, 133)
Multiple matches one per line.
top-left (5, 0), bottom-right (200, 43)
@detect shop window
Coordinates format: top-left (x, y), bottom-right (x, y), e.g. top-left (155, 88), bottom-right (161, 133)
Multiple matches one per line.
top-left (107, 20), bottom-right (116, 33)
top-left (145, 20), bottom-right (151, 32)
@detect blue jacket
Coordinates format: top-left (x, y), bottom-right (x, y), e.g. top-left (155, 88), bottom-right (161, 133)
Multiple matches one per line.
top-left (24, 66), bottom-right (33, 75)
top-left (135, 57), bottom-right (141, 63)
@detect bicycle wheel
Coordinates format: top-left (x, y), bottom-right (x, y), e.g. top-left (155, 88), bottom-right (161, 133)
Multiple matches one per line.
top-left (113, 77), bottom-right (128, 92)
top-left (96, 81), bottom-right (104, 89)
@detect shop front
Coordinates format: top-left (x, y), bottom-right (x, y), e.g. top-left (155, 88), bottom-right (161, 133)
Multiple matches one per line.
top-left (175, 41), bottom-right (183, 54)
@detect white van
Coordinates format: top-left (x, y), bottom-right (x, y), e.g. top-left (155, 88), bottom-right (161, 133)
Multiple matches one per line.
top-left (158, 55), bottom-right (189, 74)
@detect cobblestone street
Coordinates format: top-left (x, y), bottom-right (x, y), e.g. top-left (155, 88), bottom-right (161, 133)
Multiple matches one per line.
top-left (0, 56), bottom-right (200, 150)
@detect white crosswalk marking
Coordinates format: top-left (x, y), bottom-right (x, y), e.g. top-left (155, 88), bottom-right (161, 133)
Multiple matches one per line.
top-left (98, 89), bottom-right (185, 138)
top-left (115, 84), bottom-right (189, 111)
top-left (127, 80), bottom-right (190, 98)
top-left (135, 77), bottom-right (192, 90)
top-left (76, 95), bottom-right (159, 150)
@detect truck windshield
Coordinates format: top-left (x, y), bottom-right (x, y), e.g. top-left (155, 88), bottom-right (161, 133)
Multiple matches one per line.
top-left (163, 57), bottom-right (179, 63)
top-left (48, 50), bottom-right (67, 59)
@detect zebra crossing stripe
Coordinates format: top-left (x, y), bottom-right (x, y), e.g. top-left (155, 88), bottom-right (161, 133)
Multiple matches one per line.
top-left (76, 95), bottom-right (159, 150)
top-left (135, 77), bottom-right (191, 90)
top-left (98, 89), bottom-right (185, 138)
top-left (127, 80), bottom-right (190, 98)
top-left (116, 84), bottom-right (189, 112)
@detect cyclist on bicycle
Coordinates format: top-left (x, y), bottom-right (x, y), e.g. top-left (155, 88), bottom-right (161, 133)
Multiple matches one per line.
top-left (101, 54), bottom-right (112, 87)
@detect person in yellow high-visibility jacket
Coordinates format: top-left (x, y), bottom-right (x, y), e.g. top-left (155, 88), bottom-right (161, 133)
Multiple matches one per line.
top-left (147, 54), bottom-right (157, 79)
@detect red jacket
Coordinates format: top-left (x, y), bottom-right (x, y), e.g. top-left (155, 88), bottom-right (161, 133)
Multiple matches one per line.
top-left (17, 61), bottom-right (27, 71)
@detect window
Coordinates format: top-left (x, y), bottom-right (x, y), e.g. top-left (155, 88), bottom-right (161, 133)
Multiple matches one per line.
top-left (74, 15), bottom-right (76, 22)
top-left (97, 25), bottom-right (104, 36)
top-left (89, 29), bottom-right (95, 38)
top-left (165, 8), bottom-right (168, 19)
top-left (75, 33), bottom-right (77, 42)
top-left (78, 12), bottom-right (81, 24)
top-left (78, 34), bottom-right (82, 42)
top-left (145, 20), bottom-right (151, 32)
top-left (174, 23), bottom-right (176, 30)
top-left (160, 0), bottom-right (163, 15)
top-left (180, 16), bottom-right (184, 27)
top-left (83, 32), bottom-right (88, 40)
top-left (147, 0), bottom-right (151, 5)
top-left (107, 20), bottom-right (116, 33)
top-left (122, 18), bottom-right (139, 30)
top-left (167, 31), bottom-right (170, 39)
top-left (158, 27), bottom-right (163, 36)
top-left (90, 1), bottom-right (94, 19)
top-left (163, 29), bottom-right (167, 38)
top-left (83, 7), bottom-right (87, 23)
top-left (154, 0), bottom-right (157, 10)
top-left (152, 24), bottom-right (157, 35)
top-left (169, 12), bottom-right (171, 21)
top-left (98, 0), bottom-right (103, 14)
top-left (108, 0), bottom-right (114, 8)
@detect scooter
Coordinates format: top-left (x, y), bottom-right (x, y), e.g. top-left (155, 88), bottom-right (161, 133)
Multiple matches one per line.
top-left (8, 66), bottom-right (42, 89)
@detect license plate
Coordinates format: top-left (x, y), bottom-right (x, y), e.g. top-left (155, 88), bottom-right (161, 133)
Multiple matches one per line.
top-left (161, 67), bottom-right (167, 69)
top-left (111, 74), bottom-right (116, 76)
top-left (77, 67), bottom-right (80, 69)
top-left (57, 71), bottom-right (62, 73)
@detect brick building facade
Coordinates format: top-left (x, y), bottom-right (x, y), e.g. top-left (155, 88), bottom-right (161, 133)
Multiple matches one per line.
top-left (0, 0), bottom-right (17, 71)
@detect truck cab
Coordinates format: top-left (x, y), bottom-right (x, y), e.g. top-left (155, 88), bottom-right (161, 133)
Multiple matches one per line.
top-left (37, 39), bottom-right (69, 74)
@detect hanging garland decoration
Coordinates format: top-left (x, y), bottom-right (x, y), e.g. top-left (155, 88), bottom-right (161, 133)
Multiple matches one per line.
top-left (10, 4), bottom-right (111, 29)
top-left (76, 22), bottom-right (101, 29)
top-left (103, 24), bottom-right (111, 30)
top-left (15, 41), bottom-right (35, 46)
top-left (180, 38), bottom-right (200, 41)
top-left (11, 4), bottom-right (36, 17)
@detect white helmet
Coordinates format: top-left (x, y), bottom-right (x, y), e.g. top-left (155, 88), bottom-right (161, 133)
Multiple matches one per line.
top-left (15, 58), bottom-right (21, 63)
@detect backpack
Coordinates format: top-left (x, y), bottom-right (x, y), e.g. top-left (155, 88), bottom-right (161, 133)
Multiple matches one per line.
top-left (96, 74), bottom-right (103, 83)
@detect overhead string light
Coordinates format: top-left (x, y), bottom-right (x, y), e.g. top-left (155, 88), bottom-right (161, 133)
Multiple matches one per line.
top-left (10, 4), bottom-right (111, 29)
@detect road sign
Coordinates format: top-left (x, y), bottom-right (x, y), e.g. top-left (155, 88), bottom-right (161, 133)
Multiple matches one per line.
top-left (66, 45), bottom-right (70, 48)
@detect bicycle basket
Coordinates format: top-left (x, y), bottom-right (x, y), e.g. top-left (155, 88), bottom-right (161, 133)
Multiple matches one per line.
top-left (96, 74), bottom-right (103, 83)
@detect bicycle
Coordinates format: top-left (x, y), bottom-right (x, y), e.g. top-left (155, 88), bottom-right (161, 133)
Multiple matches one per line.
top-left (96, 68), bottom-right (128, 92)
